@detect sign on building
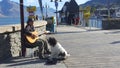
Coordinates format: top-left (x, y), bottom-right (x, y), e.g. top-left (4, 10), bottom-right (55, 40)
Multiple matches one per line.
top-left (116, 8), bottom-right (120, 17)
top-left (26, 6), bottom-right (36, 20)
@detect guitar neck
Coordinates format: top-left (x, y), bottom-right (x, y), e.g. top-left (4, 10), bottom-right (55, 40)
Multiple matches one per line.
top-left (38, 31), bottom-right (50, 36)
top-left (38, 34), bottom-right (44, 36)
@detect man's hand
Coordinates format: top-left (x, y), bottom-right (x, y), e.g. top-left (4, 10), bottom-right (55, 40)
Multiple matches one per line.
top-left (31, 34), bottom-right (37, 39)
top-left (44, 31), bottom-right (50, 34)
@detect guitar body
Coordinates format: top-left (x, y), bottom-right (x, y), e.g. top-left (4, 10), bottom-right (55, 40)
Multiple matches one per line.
top-left (26, 31), bottom-right (50, 43)
top-left (26, 31), bottom-right (39, 43)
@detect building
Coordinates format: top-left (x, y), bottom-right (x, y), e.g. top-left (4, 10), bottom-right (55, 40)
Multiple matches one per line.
top-left (95, 7), bottom-right (120, 18)
top-left (59, 0), bottom-right (79, 25)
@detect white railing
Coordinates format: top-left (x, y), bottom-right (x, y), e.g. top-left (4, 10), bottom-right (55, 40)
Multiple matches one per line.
top-left (89, 17), bottom-right (102, 29)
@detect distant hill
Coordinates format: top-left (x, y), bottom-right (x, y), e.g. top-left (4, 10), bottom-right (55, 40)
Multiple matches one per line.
top-left (0, 0), bottom-right (20, 17)
top-left (35, 7), bottom-right (56, 17)
top-left (0, 0), bottom-right (55, 17)
top-left (80, 0), bottom-right (120, 7)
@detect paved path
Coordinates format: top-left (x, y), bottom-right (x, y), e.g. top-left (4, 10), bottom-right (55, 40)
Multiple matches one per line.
top-left (1, 25), bottom-right (120, 68)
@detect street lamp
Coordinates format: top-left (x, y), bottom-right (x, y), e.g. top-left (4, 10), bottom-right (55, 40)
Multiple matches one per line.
top-left (45, 3), bottom-right (49, 18)
top-left (50, 0), bottom-right (62, 25)
top-left (38, 0), bottom-right (44, 20)
top-left (107, 0), bottom-right (110, 18)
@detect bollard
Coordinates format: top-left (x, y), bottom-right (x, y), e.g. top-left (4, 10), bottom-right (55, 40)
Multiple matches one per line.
top-left (12, 26), bottom-right (15, 32)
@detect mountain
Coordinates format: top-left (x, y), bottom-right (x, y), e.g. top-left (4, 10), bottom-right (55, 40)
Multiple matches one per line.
top-left (35, 7), bottom-right (56, 17)
top-left (0, 0), bottom-right (20, 17)
top-left (80, 0), bottom-right (120, 8)
top-left (0, 0), bottom-right (55, 17)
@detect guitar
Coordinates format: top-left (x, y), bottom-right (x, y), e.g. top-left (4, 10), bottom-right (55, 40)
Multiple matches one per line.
top-left (26, 31), bottom-right (49, 43)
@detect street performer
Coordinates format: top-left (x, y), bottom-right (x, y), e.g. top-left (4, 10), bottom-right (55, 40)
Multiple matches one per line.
top-left (24, 19), bottom-right (50, 59)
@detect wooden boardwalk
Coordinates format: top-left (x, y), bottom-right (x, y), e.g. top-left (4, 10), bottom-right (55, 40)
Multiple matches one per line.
top-left (1, 25), bottom-right (120, 68)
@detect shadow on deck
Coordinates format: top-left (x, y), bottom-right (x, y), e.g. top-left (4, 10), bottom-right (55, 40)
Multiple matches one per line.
top-left (1, 57), bottom-right (45, 67)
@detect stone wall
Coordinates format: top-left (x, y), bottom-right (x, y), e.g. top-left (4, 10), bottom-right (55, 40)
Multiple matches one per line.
top-left (0, 33), bottom-right (12, 61)
top-left (0, 20), bottom-right (47, 61)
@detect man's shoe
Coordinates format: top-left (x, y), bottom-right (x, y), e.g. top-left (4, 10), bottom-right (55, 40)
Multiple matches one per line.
top-left (39, 55), bottom-right (45, 59)
top-left (44, 50), bottom-right (51, 54)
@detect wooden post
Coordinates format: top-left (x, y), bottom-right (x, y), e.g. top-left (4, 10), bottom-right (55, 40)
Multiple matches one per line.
top-left (20, 0), bottom-right (26, 57)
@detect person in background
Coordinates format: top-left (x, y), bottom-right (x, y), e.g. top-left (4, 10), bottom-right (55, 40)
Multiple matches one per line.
top-left (74, 17), bottom-right (80, 25)
top-left (35, 15), bottom-right (39, 20)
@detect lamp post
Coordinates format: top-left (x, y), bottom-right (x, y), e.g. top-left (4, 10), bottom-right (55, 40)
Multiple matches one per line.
top-left (107, 0), bottom-right (110, 18)
top-left (38, 0), bottom-right (44, 20)
top-left (50, 0), bottom-right (62, 25)
top-left (45, 3), bottom-right (49, 18)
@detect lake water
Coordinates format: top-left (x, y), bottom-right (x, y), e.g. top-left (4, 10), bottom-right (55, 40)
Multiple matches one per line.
top-left (0, 17), bottom-right (28, 26)
top-left (0, 17), bottom-right (102, 29)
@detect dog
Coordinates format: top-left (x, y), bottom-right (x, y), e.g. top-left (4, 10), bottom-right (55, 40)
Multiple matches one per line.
top-left (46, 37), bottom-right (70, 64)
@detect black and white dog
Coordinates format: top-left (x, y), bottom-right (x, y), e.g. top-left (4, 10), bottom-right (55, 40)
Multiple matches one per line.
top-left (46, 37), bottom-right (70, 64)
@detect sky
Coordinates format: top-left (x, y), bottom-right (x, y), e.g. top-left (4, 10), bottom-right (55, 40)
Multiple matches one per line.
top-left (0, 0), bottom-right (89, 10)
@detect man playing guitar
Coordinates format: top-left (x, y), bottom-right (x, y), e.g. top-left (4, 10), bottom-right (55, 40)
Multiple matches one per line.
top-left (24, 19), bottom-right (50, 59)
